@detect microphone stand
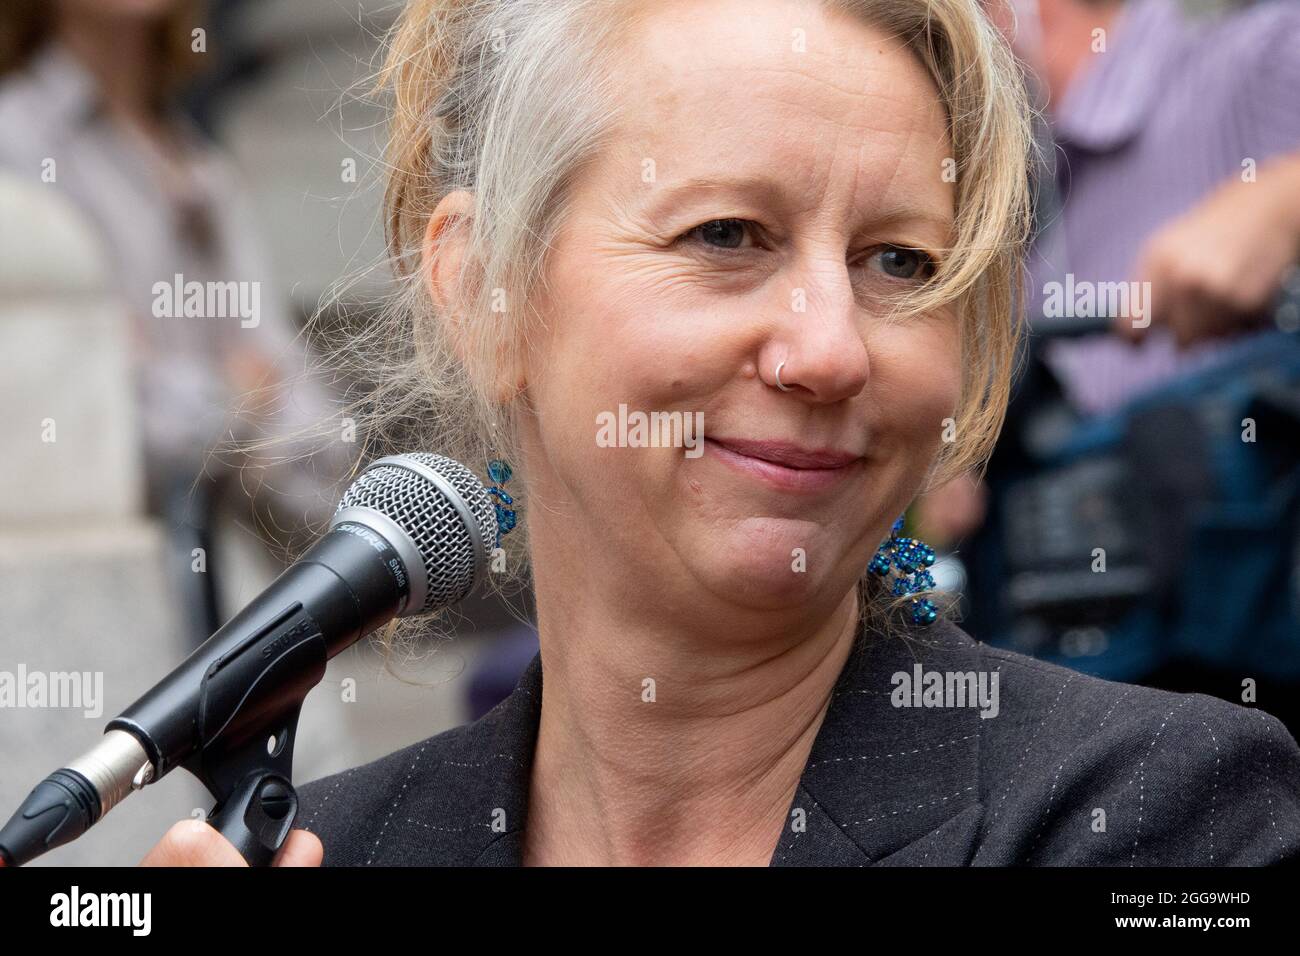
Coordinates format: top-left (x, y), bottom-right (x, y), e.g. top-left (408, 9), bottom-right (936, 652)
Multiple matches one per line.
top-left (144, 604), bottom-right (329, 866)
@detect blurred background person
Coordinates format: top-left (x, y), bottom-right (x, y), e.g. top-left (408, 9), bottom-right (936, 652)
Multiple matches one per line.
top-left (918, 0), bottom-right (1300, 732)
top-left (1013, 0), bottom-right (1300, 397)
top-left (0, 0), bottom-right (347, 647)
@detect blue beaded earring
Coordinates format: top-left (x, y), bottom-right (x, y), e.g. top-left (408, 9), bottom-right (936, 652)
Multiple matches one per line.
top-left (868, 515), bottom-right (938, 626)
top-left (486, 459), bottom-right (516, 546)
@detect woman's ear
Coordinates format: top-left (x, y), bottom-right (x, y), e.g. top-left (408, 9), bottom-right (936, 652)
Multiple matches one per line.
top-left (422, 190), bottom-right (523, 405)
top-left (422, 189), bottom-right (475, 342)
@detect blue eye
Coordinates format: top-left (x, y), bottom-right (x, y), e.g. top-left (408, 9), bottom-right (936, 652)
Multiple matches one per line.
top-left (683, 218), bottom-right (753, 250)
top-left (869, 246), bottom-right (936, 281)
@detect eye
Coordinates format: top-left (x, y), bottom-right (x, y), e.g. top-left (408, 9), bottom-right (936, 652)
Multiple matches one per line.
top-left (866, 246), bottom-right (937, 282)
top-left (680, 218), bottom-right (758, 251)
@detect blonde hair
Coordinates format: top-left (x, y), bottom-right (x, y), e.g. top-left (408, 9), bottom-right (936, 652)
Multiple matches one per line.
top-left (330, 0), bottom-right (1035, 634)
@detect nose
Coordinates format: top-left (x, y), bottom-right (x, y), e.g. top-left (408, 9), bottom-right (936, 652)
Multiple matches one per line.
top-left (758, 257), bottom-right (870, 404)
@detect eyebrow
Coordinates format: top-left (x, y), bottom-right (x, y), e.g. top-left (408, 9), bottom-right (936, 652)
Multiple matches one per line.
top-left (638, 173), bottom-right (953, 235)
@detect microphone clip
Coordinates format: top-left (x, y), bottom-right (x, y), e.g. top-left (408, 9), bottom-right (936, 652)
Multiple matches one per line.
top-left (181, 605), bottom-right (328, 866)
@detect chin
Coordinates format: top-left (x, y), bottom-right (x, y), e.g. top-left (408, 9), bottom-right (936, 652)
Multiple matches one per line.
top-left (690, 518), bottom-right (853, 611)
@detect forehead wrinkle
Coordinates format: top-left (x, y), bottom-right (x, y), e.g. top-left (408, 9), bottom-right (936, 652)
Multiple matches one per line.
top-left (624, 66), bottom-right (949, 201)
top-left (671, 58), bottom-right (914, 111)
top-left (638, 57), bottom-right (940, 144)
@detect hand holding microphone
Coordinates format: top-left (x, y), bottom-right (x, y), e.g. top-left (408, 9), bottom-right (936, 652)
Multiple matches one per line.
top-left (138, 819), bottom-right (322, 867)
top-left (0, 453), bottom-right (498, 867)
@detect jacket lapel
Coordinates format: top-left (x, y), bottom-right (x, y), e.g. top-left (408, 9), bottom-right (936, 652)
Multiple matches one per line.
top-left (771, 621), bottom-right (987, 866)
top-left (393, 653), bottom-right (541, 866)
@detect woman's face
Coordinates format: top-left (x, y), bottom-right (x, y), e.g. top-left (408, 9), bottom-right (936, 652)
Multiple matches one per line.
top-left (520, 0), bottom-right (960, 614)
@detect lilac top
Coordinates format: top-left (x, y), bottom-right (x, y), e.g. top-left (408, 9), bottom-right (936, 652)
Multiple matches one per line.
top-left (1029, 0), bottom-right (1300, 417)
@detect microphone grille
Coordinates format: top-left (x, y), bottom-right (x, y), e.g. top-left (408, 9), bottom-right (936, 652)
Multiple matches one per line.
top-left (335, 453), bottom-right (498, 614)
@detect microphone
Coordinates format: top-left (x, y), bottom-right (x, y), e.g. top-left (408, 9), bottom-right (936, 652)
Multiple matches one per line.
top-left (0, 452), bottom-right (498, 866)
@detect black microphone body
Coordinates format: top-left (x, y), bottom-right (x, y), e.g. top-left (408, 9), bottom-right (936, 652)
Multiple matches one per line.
top-left (112, 520), bottom-right (411, 780)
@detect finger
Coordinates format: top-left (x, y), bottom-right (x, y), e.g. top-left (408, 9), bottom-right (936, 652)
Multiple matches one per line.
top-left (1144, 259), bottom-right (1197, 345)
top-left (1182, 303), bottom-right (1230, 346)
top-left (273, 829), bottom-right (324, 867)
top-left (1112, 306), bottom-right (1148, 344)
top-left (1123, 257), bottom-right (1162, 344)
top-left (1163, 294), bottom-right (1196, 349)
top-left (140, 819), bottom-right (248, 867)
top-left (1169, 292), bottom-right (1225, 349)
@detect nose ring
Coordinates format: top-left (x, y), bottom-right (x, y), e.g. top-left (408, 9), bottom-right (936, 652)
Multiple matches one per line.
top-left (775, 360), bottom-right (791, 392)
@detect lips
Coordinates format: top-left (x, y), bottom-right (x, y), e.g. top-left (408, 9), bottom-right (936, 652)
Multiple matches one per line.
top-left (707, 437), bottom-right (860, 469)
top-left (704, 437), bottom-right (863, 492)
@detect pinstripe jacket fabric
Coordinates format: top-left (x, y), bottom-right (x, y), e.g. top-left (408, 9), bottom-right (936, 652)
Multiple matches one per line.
top-left (295, 617), bottom-right (1300, 865)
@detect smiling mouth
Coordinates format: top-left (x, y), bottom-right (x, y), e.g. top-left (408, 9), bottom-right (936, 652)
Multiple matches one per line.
top-left (703, 437), bottom-right (863, 492)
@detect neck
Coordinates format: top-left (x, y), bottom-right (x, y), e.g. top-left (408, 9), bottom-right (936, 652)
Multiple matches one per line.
top-left (54, 8), bottom-right (163, 121)
top-left (522, 513), bottom-right (861, 866)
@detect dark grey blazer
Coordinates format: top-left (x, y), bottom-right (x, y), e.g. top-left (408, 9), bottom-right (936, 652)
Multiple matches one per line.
top-left (295, 618), bottom-right (1300, 865)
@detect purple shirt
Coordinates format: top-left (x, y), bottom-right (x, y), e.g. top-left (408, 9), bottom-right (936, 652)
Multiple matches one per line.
top-left (1029, 0), bottom-right (1300, 417)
